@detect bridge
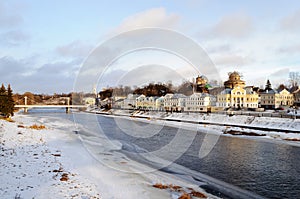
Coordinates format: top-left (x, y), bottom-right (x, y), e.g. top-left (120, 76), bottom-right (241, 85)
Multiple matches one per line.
top-left (15, 105), bottom-right (88, 113)
top-left (15, 96), bottom-right (89, 113)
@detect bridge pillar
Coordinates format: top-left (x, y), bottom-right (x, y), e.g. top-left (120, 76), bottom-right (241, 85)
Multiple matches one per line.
top-left (66, 97), bottom-right (70, 113)
top-left (66, 107), bottom-right (70, 113)
top-left (24, 96), bottom-right (28, 113)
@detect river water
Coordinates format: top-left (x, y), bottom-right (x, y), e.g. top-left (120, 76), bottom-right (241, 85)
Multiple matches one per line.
top-left (28, 110), bottom-right (300, 199)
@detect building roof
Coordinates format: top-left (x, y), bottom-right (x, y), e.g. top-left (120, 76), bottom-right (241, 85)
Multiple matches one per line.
top-left (220, 88), bottom-right (232, 95)
top-left (189, 93), bottom-right (213, 98)
top-left (260, 89), bottom-right (278, 94)
top-left (224, 71), bottom-right (245, 89)
top-left (171, 93), bottom-right (187, 99)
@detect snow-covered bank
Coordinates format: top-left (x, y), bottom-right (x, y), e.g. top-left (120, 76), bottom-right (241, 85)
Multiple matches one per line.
top-left (94, 109), bottom-right (300, 145)
top-left (0, 114), bottom-right (218, 199)
top-left (0, 115), bottom-right (99, 199)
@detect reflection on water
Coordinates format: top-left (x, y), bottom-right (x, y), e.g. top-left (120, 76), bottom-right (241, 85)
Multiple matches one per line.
top-left (96, 115), bottom-right (300, 198)
top-left (178, 135), bottom-right (300, 198)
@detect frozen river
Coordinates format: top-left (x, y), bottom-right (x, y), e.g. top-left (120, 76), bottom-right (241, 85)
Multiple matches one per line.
top-left (29, 110), bottom-right (300, 198)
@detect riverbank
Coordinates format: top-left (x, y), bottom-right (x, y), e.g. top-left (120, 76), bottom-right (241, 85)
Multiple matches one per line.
top-left (0, 114), bottom-right (218, 199)
top-left (89, 109), bottom-right (300, 144)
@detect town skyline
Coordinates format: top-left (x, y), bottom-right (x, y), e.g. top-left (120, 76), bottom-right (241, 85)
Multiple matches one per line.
top-left (5, 69), bottom-right (299, 95)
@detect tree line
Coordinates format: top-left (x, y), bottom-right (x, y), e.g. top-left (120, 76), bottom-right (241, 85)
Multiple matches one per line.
top-left (98, 80), bottom-right (211, 99)
top-left (0, 84), bottom-right (14, 118)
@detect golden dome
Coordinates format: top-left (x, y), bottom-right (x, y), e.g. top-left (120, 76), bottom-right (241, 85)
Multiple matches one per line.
top-left (196, 75), bottom-right (208, 85)
top-left (224, 71), bottom-right (245, 89)
top-left (229, 71), bottom-right (241, 81)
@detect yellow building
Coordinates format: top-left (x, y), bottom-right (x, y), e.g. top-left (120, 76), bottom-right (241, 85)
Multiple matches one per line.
top-left (217, 72), bottom-right (259, 110)
top-left (260, 80), bottom-right (294, 109)
top-left (260, 89), bottom-right (294, 109)
top-left (136, 95), bottom-right (157, 110)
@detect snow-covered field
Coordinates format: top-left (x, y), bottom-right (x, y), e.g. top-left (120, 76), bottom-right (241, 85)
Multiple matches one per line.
top-left (0, 114), bottom-right (218, 199)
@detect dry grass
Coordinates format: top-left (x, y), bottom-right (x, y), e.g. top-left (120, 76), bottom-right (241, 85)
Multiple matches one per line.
top-left (60, 173), bottom-right (69, 181)
top-left (178, 193), bottom-right (191, 199)
top-left (29, 124), bottom-right (46, 130)
top-left (152, 183), bottom-right (207, 198)
top-left (0, 117), bottom-right (15, 122)
top-left (152, 183), bottom-right (169, 189)
top-left (190, 190), bottom-right (207, 198)
top-left (284, 138), bottom-right (300, 141)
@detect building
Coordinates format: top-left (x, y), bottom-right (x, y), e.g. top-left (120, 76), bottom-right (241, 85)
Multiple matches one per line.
top-left (260, 80), bottom-right (294, 109)
top-left (224, 71), bottom-right (245, 89)
top-left (217, 72), bottom-right (259, 110)
top-left (122, 94), bottom-right (139, 109)
top-left (83, 97), bottom-right (96, 105)
top-left (155, 96), bottom-right (165, 111)
top-left (135, 95), bottom-right (157, 110)
top-left (184, 93), bottom-right (216, 112)
top-left (195, 75), bottom-right (210, 93)
top-left (293, 87), bottom-right (300, 107)
top-left (164, 93), bottom-right (186, 112)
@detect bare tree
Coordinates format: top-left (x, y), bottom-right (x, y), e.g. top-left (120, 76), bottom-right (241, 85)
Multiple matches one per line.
top-left (289, 72), bottom-right (300, 87)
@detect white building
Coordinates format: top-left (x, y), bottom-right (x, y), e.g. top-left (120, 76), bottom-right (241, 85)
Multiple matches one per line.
top-left (184, 93), bottom-right (216, 112)
top-left (155, 96), bottom-right (165, 111)
top-left (164, 93), bottom-right (186, 112)
top-left (122, 94), bottom-right (139, 109)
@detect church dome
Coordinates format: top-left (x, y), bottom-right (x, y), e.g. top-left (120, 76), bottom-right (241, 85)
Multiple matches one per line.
top-left (196, 75), bottom-right (208, 85)
top-left (229, 71), bottom-right (241, 81)
top-left (224, 71), bottom-right (245, 89)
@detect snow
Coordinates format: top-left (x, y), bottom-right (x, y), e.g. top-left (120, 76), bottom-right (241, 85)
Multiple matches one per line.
top-left (103, 109), bottom-right (300, 146)
top-left (0, 114), bottom-right (218, 199)
top-left (3, 108), bottom-right (298, 199)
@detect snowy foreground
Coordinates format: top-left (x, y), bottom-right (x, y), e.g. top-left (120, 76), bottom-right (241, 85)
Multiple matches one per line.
top-left (0, 114), bottom-right (218, 199)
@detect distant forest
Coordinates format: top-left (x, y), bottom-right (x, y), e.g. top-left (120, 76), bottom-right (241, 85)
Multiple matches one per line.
top-left (98, 80), bottom-right (205, 100)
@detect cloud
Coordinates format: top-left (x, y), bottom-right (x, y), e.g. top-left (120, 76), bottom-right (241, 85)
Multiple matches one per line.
top-left (56, 41), bottom-right (94, 58)
top-left (98, 65), bottom-right (187, 89)
top-left (208, 12), bottom-right (253, 38)
top-left (0, 56), bottom-right (35, 76)
top-left (269, 68), bottom-right (290, 78)
top-left (0, 56), bottom-right (81, 94)
top-left (0, 30), bottom-right (30, 46)
top-left (281, 9), bottom-right (300, 31)
top-left (37, 59), bottom-right (80, 76)
top-left (205, 44), bottom-right (232, 54)
top-left (113, 8), bottom-right (181, 33)
top-left (0, 2), bottom-right (23, 28)
top-left (278, 44), bottom-right (300, 54)
top-left (212, 54), bottom-right (253, 66)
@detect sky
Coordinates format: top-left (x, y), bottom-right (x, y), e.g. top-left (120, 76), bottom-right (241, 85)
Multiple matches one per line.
top-left (0, 0), bottom-right (300, 94)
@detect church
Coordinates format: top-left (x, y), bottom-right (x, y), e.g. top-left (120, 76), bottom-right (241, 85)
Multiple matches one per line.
top-left (217, 72), bottom-right (259, 110)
